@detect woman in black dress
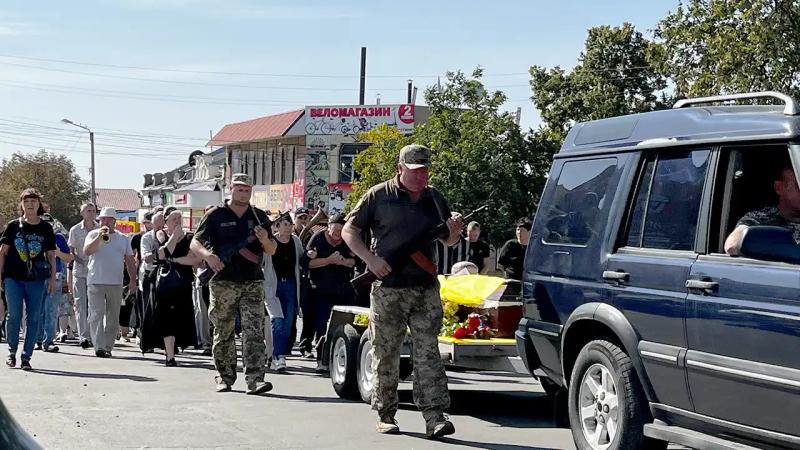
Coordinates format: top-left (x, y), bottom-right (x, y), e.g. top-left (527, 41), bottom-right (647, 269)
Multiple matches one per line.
top-left (153, 209), bottom-right (199, 366)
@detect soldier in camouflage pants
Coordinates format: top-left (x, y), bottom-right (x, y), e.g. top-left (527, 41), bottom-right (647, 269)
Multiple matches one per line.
top-left (370, 285), bottom-right (450, 422)
top-left (208, 280), bottom-right (266, 388)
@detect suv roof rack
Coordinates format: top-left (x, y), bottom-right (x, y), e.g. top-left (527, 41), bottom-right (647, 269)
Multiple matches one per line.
top-left (673, 91), bottom-right (799, 116)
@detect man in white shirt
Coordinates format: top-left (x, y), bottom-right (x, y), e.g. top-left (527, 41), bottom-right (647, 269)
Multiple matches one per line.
top-left (84, 207), bottom-right (137, 358)
top-left (68, 203), bottom-right (97, 349)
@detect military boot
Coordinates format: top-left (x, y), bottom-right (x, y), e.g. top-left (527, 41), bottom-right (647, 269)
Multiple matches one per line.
top-left (425, 414), bottom-right (455, 439)
top-left (375, 416), bottom-right (400, 434)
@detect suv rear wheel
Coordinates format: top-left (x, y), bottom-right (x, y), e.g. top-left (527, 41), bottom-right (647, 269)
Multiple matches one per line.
top-left (568, 339), bottom-right (666, 450)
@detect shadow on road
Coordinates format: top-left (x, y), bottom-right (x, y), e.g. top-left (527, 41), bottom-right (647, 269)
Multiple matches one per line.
top-left (264, 393), bottom-right (354, 404)
top-left (404, 432), bottom-right (560, 450)
top-left (30, 368), bottom-right (157, 382)
top-left (397, 389), bottom-right (561, 430)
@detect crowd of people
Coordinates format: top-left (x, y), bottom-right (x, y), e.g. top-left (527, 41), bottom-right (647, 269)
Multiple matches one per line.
top-left (0, 145), bottom-right (532, 439)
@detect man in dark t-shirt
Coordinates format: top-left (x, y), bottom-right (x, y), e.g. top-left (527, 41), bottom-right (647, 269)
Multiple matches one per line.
top-left (306, 213), bottom-right (356, 342)
top-left (497, 217), bottom-right (531, 280)
top-left (191, 173), bottom-right (276, 396)
top-left (343, 144), bottom-right (463, 438)
top-left (465, 221), bottom-right (491, 274)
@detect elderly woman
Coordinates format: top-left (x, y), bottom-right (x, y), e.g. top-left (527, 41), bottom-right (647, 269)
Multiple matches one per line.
top-left (152, 208), bottom-right (199, 366)
top-left (0, 189), bottom-right (57, 371)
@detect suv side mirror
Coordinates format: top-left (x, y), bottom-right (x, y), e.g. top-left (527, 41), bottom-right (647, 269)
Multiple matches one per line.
top-left (739, 226), bottom-right (800, 264)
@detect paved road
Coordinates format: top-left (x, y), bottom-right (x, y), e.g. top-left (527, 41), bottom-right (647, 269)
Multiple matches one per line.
top-left (0, 339), bottom-right (576, 450)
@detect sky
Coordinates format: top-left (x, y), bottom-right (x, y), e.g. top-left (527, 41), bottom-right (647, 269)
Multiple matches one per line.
top-left (0, 0), bottom-right (678, 189)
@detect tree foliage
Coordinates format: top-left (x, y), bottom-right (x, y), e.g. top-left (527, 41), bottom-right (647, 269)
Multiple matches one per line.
top-left (0, 150), bottom-right (90, 228)
top-left (530, 23), bottom-right (669, 141)
top-left (656, 0), bottom-right (800, 98)
top-left (346, 124), bottom-right (412, 212)
top-left (348, 69), bottom-right (555, 246)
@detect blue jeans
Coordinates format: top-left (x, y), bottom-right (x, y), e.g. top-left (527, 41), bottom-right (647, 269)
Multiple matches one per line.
top-left (37, 274), bottom-right (63, 346)
top-left (271, 279), bottom-right (297, 359)
top-left (5, 278), bottom-right (47, 360)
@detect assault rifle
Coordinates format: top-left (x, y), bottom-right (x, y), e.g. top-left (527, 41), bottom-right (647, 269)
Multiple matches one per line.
top-left (197, 205), bottom-right (269, 285)
top-left (350, 205), bottom-right (487, 291)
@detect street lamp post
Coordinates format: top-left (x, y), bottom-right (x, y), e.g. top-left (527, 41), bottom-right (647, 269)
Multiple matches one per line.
top-left (61, 119), bottom-right (96, 205)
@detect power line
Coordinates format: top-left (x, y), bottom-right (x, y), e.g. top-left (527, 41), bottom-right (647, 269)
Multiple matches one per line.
top-left (0, 137), bottom-right (187, 160)
top-left (0, 115), bottom-right (211, 142)
top-left (0, 59), bottom-right (409, 92)
top-left (0, 130), bottom-right (205, 155)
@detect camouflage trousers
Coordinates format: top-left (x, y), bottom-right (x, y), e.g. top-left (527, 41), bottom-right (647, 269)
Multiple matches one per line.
top-left (369, 284), bottom-right (450, 421)
top-left (208, 280), bottom-right (266, 387)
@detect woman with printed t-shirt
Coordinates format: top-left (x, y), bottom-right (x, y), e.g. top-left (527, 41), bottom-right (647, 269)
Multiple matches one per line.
top-left (0, 189), bottom-right (57, 371)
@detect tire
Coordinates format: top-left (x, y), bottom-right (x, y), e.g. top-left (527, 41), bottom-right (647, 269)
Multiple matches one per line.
top-left (567, 340), bottom-right (666, 450)
top-left (330, 324), bottom-right (360, 400)
top-left (305, 123), bottom-right (316, 134)
top-left (357, 331), bottom-right (375, 403)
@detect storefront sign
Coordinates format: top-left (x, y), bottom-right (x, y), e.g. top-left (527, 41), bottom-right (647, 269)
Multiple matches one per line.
top-left (304, 104), bottom-right (415, 135)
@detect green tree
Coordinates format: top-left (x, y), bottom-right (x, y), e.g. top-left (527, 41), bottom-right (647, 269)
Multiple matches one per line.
top-left (0, 150), bottom-right (90, 228)
top-left (347, 69), bottom-right (553, 246)
top-left (415, 69), bottom-right (553, 245)
top-left (530, 23), bottom-right (669, 141)
top-left (656, 0), bottom-right (800, 98)
top-left (346, 124), bottom-right (412, 212)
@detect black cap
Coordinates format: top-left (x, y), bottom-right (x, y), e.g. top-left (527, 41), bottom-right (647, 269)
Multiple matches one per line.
top-left (295, 207), bottom-right (310, 217)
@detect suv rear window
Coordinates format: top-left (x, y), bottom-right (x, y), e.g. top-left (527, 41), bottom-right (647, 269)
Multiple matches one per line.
top-left (625, 150), bottom-right (710, 251)
top-left (542, 158), bottom-right (617, 246)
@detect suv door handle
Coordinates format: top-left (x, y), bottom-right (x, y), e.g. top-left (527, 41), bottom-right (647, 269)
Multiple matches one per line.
top-left (685, 279), bottom-right (719, 293)
top-left (603, 270), bottom-right (630, 282)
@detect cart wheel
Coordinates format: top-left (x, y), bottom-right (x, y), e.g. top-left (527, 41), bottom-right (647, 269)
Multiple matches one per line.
top-left (357, 330), bottom-right (375, 403)
top-left (330, 324), bottom-right (360, 400)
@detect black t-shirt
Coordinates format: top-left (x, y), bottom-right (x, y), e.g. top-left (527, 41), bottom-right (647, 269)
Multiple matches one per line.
top-left (307, 230), bottom-right (355, 290)
top-left (193, 202), bottom-right (271, 282)
top-left (130, 232), bottom-right (143, 261)
top-left (0, 218), bottom-right (56, 281)
top-left (347, 176), bottom-right (451, 288)
top-left (273, 238), bottom-right (296, 280)
top-left (467, 239), bottom-right (491, 271)
top-left (498, 239), bottom-right (526, 280)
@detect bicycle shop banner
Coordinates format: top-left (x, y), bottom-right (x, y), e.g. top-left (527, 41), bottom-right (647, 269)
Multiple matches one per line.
top-left (304, 104), bottom-right (415, 135)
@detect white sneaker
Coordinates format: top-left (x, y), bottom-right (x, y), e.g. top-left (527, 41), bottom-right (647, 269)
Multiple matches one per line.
top-left (275, 357), bottom-right (287, 372)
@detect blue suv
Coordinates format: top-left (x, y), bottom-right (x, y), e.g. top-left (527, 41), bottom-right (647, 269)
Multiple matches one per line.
top-left (516, 92), bottom-right (800, 450)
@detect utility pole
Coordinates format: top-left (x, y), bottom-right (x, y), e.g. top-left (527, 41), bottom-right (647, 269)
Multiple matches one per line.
top-left (359, 47), bottom-right (367, 105)
top-left (62, 118), bottom-right (96, 205)
top-left (407, 80), bottom-right (412, 103)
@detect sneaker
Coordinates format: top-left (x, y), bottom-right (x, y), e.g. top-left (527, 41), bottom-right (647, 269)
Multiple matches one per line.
top-left (376, 416), bottom-right (400, 434)
top-left (6, 355), bottom-right (15, 368)
top-left (201, 348), bottom-right (212, 356)
top-left (95, 350), bottom-right (111, 358)
top-left (35, 343), bottom-right (43, 351)
top-left (315, 361), bottom-right (328, 373)
top-left (271, 357), bottom-right (287, 372)
top-left (80, 340), bottom-right (90, 349)
top-left (245, 381), bottom-right (274, 395)
top-left (43, 344), bottom-right (59, 353)
top-left (20, 360), bottom-right (32, 371)
top-left (215, 378), bottom-right (232, 393)
top-left (425, 414), bottom-right (455, 439)
top-left (165, 358), bottom-right (178, 367)
top-left (59, 334), bottom-right (67, 343)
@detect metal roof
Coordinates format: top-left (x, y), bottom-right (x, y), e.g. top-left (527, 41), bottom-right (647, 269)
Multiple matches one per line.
top-left (559, 105), bottom-right (800, 157)
top-left (207, 110), bottom-right (304, 146)
top-left (96, 188), bottom-right (142, 212)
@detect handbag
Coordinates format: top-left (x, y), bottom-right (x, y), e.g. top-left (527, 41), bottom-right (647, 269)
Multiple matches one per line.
top-left (155, 260), bottom-right (184, 296)
top-left (18, 218), bottom-right (51, 282)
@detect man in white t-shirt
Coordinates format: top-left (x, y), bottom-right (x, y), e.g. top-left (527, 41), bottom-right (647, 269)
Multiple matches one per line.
top-left (83, 207), bottom-right (137, 358)
top-left (68, 202), bottom-right (97, 348)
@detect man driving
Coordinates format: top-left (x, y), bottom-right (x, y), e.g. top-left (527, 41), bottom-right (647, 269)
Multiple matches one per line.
top-left (724, 160), bottom-right (800, 255)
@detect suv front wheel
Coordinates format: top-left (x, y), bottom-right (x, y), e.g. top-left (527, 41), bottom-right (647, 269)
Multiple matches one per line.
top-left (568, 339), bottom-right (666, 450)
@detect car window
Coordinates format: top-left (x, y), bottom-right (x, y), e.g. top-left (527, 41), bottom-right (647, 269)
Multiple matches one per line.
top-left (542, 158), bottom-right (617, 246)
top-left (625, 150), bottom-right (710, 251)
